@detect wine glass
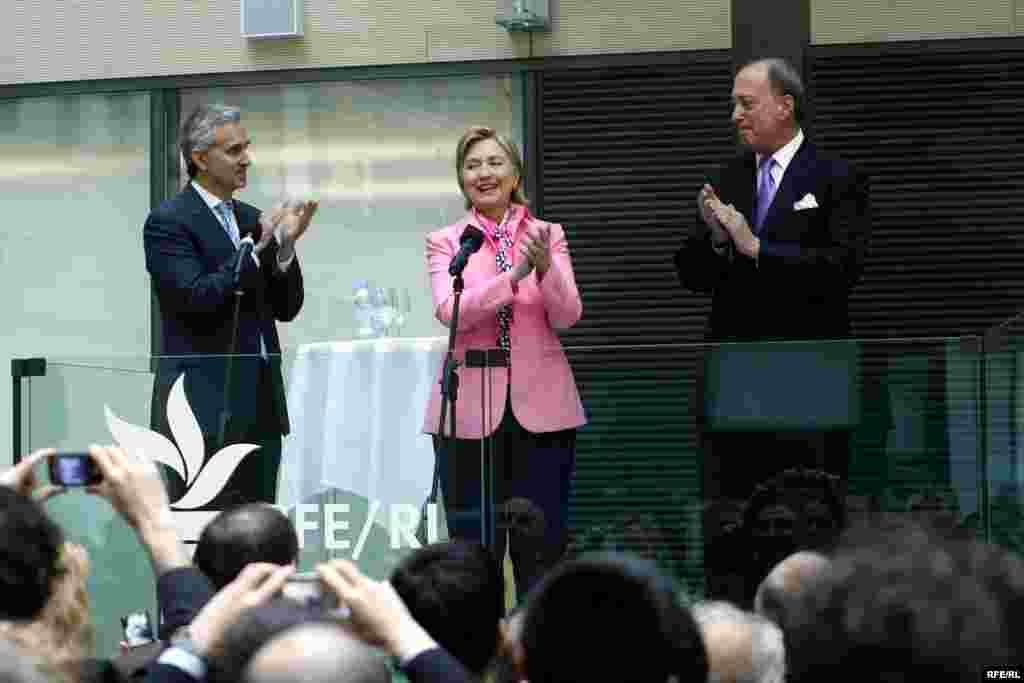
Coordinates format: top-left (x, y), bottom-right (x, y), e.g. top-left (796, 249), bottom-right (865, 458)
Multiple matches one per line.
top-left (370, 286), bottom-right (395, 337)
top-left (389, 287), bottom-right (407, 337)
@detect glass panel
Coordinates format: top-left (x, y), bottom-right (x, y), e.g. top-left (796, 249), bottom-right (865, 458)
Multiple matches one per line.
top-left (0, 92), bottom-right (150, 660)
top-left (984, 313), bottom-right (1024, 555)
top-left (19, 348), bottom-right (450, 656)
top-left (0, 92), bottom-right (151, 465)
top-left (179, 76), bottom-right (522, 348)
top-left (15, 332), bottom-right (997, 647)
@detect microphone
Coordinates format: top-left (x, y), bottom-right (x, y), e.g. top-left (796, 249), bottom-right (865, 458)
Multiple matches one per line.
top-left (233, 236), bottom-right (255, 288)
top-left (448, 226), bottom-right (485, 276)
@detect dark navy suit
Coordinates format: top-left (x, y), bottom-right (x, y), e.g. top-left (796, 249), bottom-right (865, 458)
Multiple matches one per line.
top-left (675, 140), bottom-right (871, 603)
top-left (144, 183), bottom-right (303, 504)
top-left (675, 139), bottom-right (870, 342)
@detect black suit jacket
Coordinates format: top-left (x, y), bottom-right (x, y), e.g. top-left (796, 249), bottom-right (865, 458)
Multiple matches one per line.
top-left (144, 184), bottom-right (304, 442)
top-left (675, 139), bottom-right (870, 341)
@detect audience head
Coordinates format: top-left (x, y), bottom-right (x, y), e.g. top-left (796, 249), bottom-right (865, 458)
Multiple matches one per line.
top-left (209, 600), bottom-right (335, 683)
top-left (520, 553), bottom-right (707, 683)
top-left (785, 521), bottom-right (1022, 682)
top-left (753, 550), bottom-right (830, 630)
top-left (195, 503), bottom-right (299, 590)
top-left (692, 601), bottom-right (785, 683)
top-left (390, 540), bottom-right (504, 674)
top-left (0, 542), bottom-right (92, 683)
top-left (0, 486), bottom-right (64, 621)
top-left (742, 468), bottom-right (844, 601)
top-left (244, 622), bottom-right (389, 683)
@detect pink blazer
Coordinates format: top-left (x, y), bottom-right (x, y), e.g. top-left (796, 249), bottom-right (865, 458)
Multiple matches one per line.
top-left (422, 211), bottom-right (587, 438)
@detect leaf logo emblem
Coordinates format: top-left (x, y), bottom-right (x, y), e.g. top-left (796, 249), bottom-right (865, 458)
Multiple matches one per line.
top-left (104, 373), bottom-right (260, 510)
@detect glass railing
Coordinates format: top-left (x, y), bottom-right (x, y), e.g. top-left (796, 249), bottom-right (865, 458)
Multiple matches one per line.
top-left (10, 328), bottom-right (1024, 655)
top-left (982, 312), bottom-right (1024, 555)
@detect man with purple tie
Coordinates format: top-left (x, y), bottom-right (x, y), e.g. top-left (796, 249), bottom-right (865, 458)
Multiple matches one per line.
top-left (675, 58), bottom-right (870, 343)
top-left (674, 60), bottom-right (871, 587)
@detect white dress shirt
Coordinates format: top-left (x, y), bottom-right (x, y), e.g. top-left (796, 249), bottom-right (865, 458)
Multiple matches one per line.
top-left (755, 128), bottom-right (804, 196)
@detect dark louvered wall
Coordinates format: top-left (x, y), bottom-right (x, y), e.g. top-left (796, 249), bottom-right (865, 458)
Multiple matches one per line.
top-left (806, 42), bottom-right (1024, 527)
top-left (808, 41), bottom-right (1024, 339)
top-left (536, 54), bottom-right (735, 586)
top-left (537, 43), bottom-right (1024, 576)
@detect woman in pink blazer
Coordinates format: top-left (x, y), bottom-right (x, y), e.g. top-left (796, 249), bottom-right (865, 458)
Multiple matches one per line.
top-left (423, 126), bottom-right (586, 595)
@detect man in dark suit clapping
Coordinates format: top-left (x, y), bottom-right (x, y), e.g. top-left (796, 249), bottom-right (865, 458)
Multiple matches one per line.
top-left (144, 105), bottom-right (317, 506)
top-left (675, 58), bottom-right (871, 504)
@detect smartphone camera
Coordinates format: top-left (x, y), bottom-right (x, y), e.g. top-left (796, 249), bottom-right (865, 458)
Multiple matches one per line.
top-left (280, 572), bottom-right (347, 617)
top-left (121, 611), bottom-right (155, 648)
top-left (49, 452), bottom-right (102, 487)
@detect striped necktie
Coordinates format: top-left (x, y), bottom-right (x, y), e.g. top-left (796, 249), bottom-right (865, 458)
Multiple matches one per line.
top-left (216, 200), bottom-right (240, 247)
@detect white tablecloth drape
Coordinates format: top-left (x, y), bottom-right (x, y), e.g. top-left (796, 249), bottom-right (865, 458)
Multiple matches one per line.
top-left (277, 337), bottom-right (447, 512)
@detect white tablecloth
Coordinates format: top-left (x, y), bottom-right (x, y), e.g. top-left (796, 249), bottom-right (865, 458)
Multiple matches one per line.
top-left (277, 337), bottom-right (447, 512)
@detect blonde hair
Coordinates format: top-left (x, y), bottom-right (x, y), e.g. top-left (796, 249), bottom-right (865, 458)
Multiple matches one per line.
top-left (455, 126), bottom-right (529, 209)
top-left (0, 543), bottom-right (94, 683)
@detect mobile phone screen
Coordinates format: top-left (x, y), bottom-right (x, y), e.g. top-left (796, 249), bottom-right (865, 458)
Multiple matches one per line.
top-left (50, 453), bottom-right (101, 487)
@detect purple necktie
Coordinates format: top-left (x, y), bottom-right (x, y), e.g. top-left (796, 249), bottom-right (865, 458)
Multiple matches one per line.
top-left (754, 157), bottom-right (777, 232)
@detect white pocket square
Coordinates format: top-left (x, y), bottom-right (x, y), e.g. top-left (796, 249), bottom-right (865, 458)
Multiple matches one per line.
top-left (793, 193), bottom-right (819, 211)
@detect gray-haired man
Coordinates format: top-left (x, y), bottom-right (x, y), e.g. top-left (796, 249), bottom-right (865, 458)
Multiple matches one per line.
top-left (144, 104), bottom-right (317, 506)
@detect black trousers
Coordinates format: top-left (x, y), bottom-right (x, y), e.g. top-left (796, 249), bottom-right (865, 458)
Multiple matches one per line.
top-left (432, 397), bottom-right (576, 597)
top-left (160, 359), bottom-right (282, 509)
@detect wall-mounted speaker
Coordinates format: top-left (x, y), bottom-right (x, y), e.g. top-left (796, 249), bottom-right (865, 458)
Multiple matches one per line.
top-left (495, 0), bottom-right (550, 32)
top-left (241, 0), bottom-right (304, 39)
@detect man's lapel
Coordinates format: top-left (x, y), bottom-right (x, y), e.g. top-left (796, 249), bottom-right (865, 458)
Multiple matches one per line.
top-left (727, 153), bottom-right (758, 225)
top-left (761, 139), bottom-right (817, 232)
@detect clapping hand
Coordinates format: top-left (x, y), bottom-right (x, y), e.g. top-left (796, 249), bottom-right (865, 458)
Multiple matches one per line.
top-left (698, 184), bottom-right (731, 247)
top-left (258, 199), bottom-right (320, 260)
top-left (276, 199), bottom-right (319, 260)
top-left (520, 225), bottom-right (552, 280)
top-left (709, 200), bottom-right (759, 258)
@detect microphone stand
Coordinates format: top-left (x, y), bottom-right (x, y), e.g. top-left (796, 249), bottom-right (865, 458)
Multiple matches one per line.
top-left (425, 274), bottom-right (465, 539)
top-left (217, 249), bottom-right (247, 447)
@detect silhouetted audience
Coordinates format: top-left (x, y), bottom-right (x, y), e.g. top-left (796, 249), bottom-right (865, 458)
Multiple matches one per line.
top-left (693, 600), bottom-right (785, 683)
top-left (785, 521), bottom-right (1023, 682)
top-left (0, 485), bottom-right (63, 621)
top-left (520, 554), bottom-right (708, 683)
top-left (390, 541), bottom-right (504, 676)
top-left (195, 504), bottom-right (299, 590)
top-left (753, 550), bottom-right (831, 633)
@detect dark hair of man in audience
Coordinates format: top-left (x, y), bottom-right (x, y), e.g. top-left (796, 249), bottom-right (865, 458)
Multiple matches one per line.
top-left (207, 599), bottom-right (332, 683)
top-left (785, 520), bottom-right (1022, 683)
top-left (520, 553), bottom-right (708, 683)
top-left (389, 540), bottom-right (504, 675)
top-left (0, 487), bottom-right (64, 621)
top-left (194, 504), bottom-right (299, 590)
